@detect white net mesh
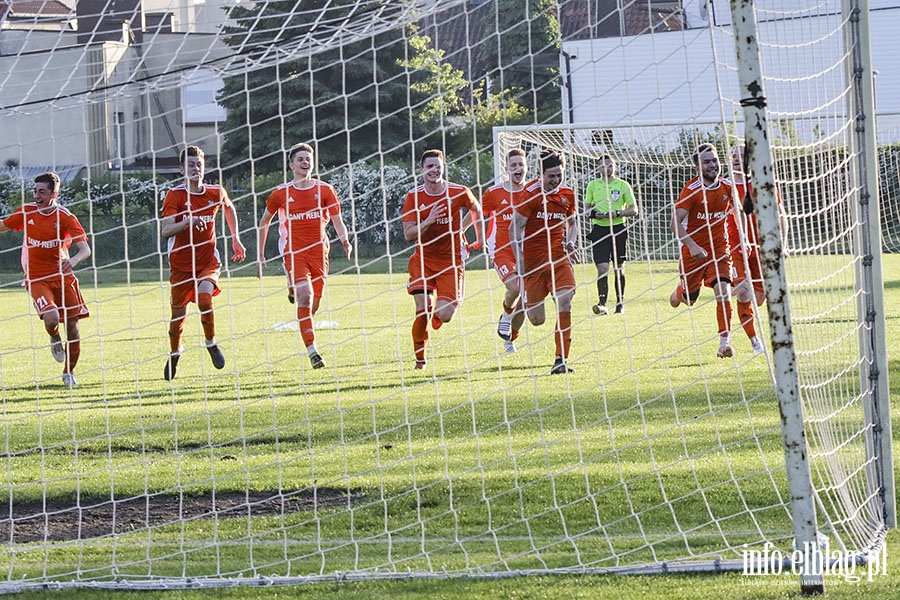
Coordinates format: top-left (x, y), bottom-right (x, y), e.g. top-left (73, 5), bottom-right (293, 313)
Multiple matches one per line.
top-left (0, 0), bottom-right (891, 591)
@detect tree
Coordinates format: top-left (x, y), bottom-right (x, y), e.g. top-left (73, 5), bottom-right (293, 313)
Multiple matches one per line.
top-left (482, 0), bottom-right (561, 122)
top-left (218, 1), bottom-right (424, 179)
top-left (397, 34), bottom-right (468, 125)
top-left (217, 1), bottom-right (539, 182)
top-left (398, 33), bottom-right (530, 165)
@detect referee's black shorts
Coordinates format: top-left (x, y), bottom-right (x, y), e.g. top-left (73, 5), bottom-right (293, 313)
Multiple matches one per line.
top-left (589, 222), bottom-right (628, 266)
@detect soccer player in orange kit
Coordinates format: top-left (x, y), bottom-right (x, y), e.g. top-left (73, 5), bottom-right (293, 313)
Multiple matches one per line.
top-left (669, 143), bottom-right (735, 358)
top-left (510, 150), bottom-right (579, 374)
top-left (727, 143), bottom-right (788, 354)
top-left (0, 171), bottom-right (92, 387)
top-left (160, 145), bottom-right (246, 380)
top-left (402, 149), bottom-right (484, 370)
top-left (481, 148), bottom-right (528, 353)
top-left (257, 142), bottom-right (352, 370)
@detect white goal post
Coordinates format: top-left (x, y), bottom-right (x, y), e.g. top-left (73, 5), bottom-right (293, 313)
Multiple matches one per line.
top-left (0, 0), bottom-right (893, 594)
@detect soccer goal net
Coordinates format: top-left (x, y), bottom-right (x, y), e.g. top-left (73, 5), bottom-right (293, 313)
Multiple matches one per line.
top-left (0, 0), bottom-right (892, 592)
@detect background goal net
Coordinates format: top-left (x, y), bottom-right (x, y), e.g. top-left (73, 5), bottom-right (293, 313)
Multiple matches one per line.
top-left (0, 0), bottom-right (892, 591)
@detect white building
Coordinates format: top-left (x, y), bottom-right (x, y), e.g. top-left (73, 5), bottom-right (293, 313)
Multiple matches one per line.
top-left (0, 0), bottom-right (238, 179)
top-left (559, 1), bottom-right (900, 146)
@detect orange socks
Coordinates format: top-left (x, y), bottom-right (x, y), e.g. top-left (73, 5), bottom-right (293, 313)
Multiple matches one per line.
top-left (412, 313), bottom-right (429, 362)
top-left (168, 317), bottom-right (185, 353)
top-left (197, 292), bottom-right (215, 342)
top-left (297, 306), bottom-right (316, 348)
top-left (554, 311), bottom-right (572, 360)
top-left (65, 338), bottom-right (81, 373)
top-left (716, 300), bottom-right (733, 337)
top-left (738, 301), bottom-right (756, 338)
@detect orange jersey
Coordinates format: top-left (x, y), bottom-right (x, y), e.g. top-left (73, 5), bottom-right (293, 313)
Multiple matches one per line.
top-left (515, 179), bottom-right (576, 271)
top-left (402, 182), bottom-right (477, 264)
top-left (481, 184), bottom-right (526, 258)
top-left (726, 181), bottom-right (760, 255)
top-left (265, 180), bottom-right (341, 256)
top-left (2, 203), bottom-right (87, 281)
top-left (728, 182), bottom-right (782, 254)
top-left (674, 176), bottom-right (733, 256)
top-left (162, 184), bottom-right (232, 273)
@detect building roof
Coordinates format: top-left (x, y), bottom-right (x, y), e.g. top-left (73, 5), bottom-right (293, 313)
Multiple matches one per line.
top-left (0, 165), bottom-right (83, 183)
top-left (0, 1), bottom-right (73, 19)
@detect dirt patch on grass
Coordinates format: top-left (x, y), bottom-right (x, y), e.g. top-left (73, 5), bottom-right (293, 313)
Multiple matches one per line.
top-left (0, 488), bottom-right (363, 544)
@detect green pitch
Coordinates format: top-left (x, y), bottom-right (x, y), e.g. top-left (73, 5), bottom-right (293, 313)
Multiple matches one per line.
top-left (0, 255), bottom-right (895, 598)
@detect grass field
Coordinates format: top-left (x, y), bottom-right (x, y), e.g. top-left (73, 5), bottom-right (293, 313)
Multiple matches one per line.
top-left (0, 253), bottom-right (895, 598)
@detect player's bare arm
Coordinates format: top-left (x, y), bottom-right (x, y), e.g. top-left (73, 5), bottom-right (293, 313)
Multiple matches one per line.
top-left (403, 201), bottom-right (447, 242)
top-left (60, 240), bottom-right (91, 273)
top-left (775, 200), bottom-right (790, 246)
top-left (744, 188), bottom-right (790, 252)
top-left (566, 214), bottom-right (578, 246)
top-left (330, 213), bottom-right (353, 259)
top-left (509, 211), bottom-right (527, 271)
top-left (223, 203), bottom-right (246, 262)
top-left (466, 201), bottom-right (485, 250)
top-left (618, 202), bottom-right (639, 219)
top-left (461, 210), bottom-right (473, 231)
top-left (671, 207), bottom-right (707, 259)
top-left (256, 209), bottom-right (276, 277)
top-left (565, 213), bottom-right (578, 260)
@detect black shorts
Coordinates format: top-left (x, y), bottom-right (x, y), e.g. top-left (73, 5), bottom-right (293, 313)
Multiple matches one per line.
top-left (589, 223), bottom-right (628, 266)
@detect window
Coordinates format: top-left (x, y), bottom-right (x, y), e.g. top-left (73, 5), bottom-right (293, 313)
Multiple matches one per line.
top-left (112, 111), bottom-right (126, 165)
top-left (646, 1), bottom-right (684, 32)
top-left (182, 71), bottom-right (226, 124)
top-left (592, 129), bottom-right (614, 147)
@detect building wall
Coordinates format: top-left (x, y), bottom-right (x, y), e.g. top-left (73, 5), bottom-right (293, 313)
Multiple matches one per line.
top-left (128, 33), bottom-right (232, 162)
top-left (0, 24), bottom-right (231, 174)
top-left (0, 0), bottom-right (236, 175)
top-left (0, 39), bottom-right (94, 169)
top-left (143, 0), bottom-right (237, 34)
top-left (561, 6), bottom-right (900, 138)
top-left (681, 0), bottom-right (900, 28)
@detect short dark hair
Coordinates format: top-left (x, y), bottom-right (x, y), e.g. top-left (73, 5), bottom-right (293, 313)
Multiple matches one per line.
top-left (179, 145), bottom-right (205, 165)
top-left (420, 149), bottom-right (443, 165)
top-left (34, 171), bottom-right (60, 194)
top-left (288, 142), bottom-right (314, 162)
top-left (691, 143), bottom-right (717, 166)
top-left (598, 153), bottom-right (616, 173)
top-left (507, 148), bottom-right (526, 160)
top-left (540, 150), bottom-right (564, 173)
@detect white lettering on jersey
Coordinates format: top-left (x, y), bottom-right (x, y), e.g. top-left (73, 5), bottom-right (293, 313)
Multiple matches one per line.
top-left (536, 211), bottom-right (566, 220)
top-left (694, 211), bottom-right (728, 221)
top-left (287, 209), bottom-right (323, 221)
top-left (27, 237), bottom-right (61, 249)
